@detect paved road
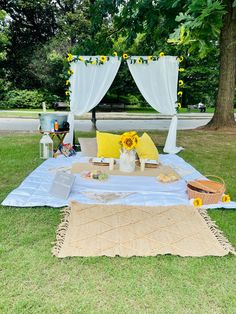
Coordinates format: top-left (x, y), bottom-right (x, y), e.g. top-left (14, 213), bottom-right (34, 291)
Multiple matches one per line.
top-left (0, 117), bottom-right (209, 132)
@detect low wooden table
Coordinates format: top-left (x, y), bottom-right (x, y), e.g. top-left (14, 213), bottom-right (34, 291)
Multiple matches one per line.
top-left (40, 131), bottom-right (69, 152)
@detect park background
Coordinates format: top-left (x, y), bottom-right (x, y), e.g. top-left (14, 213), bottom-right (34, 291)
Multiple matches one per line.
top-left (0, 0), bottom-right (235, 129)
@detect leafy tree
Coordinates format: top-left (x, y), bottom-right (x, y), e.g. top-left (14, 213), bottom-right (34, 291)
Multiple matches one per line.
top-left (168, 0), bottom-right (236, 128)
top-left (0, 9), bottom-right (11, 101)
top-left (0, 0), bottom-right (57, 88)
top-left (0, 10), bottom-right (8, 61)
top-left (112, 0), bottom-right (220, 108)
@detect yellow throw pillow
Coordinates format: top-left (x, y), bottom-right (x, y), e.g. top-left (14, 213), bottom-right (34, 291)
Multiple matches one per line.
top-left (96, 131), bottom-right (121, 158)
top-left (136, 132), bottom-right (159, 160)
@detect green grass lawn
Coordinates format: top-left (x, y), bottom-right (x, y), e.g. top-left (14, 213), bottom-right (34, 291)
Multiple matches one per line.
top-left (0, 130), bottom-right (236, 314)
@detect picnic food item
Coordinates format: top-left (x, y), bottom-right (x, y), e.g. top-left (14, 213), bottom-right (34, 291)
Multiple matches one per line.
top-left (156, 173), bottom-right (179, 183)
top-left (90, 157), bottom-right (116, 166)
top-left (82, 170), bottom-right (108, 181)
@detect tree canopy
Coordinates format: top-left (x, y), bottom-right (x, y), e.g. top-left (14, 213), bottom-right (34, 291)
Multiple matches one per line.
top-left (0, 0), bottom-right (235, 128)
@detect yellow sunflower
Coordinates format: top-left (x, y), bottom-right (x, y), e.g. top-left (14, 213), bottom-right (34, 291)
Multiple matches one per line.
top-left (179, 68), bottom-right (185, 72)
top-left (178, 56), bottom-right (184, 62)
top-left (123, 53), bottom-right (129, 59)
top-left (178, 80), bottom-right (184, 86)
top-left (121, 137), bottom-right (136, 150)
top-left (222, 194), bottom-right (231, 202)
top-left (129, 131), bottom-right (138, 136)
top-left (91, 60), bottom-right (96, 65)
top-left (120, 131), bottom-right (139, 150)
top-left (100, 55), bottom-right (107, 63)
top-left (177, 103), bottom-right (181, 109)
top-left (65, 80), bottom-right (70, 85)
top-left (79, 56), bottom-right (84, 61)
top-left (193, 197), bottom-right (203, 207)
top-left (159, 52), bottom-right (165, 57)
top-left (65, 91), bottom-right (70, 96)
top-left (113, 51), bottom-right (118, 57)
top-left (137, 57), bottom-right (142, 64)
top-left (67, 69), bottom-right (74, 75)
top-left (178, 91), bottom-right (183, 96)
top-left (67, 53), bottom-right (73, 62)
top-left (148, 56), bottom-right (153, 61)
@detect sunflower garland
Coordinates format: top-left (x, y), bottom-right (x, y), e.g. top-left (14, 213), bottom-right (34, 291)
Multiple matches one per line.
top-left (65, 52), bottom-right (185, 66)
top-left (65, 52), bottom-right (186, 105)
top-left (100, 55), bottom-right (107, 63)
top-left (177, 103), bottom-right (182, 109)
top-left (176, 56), bottom-right (185, 110)
top-left (178, 80), bottom-right (184, 87)
top-left (67, 53), bottom-right (73, 62)
top-left (137, 57), bottom-right (142, 64)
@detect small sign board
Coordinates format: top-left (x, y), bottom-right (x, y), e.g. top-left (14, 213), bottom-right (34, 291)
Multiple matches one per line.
top-left (50, 172), bottom-right (75, 199)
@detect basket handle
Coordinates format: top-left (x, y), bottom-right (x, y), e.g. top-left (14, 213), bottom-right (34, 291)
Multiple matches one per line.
top-left (197, 174), bottom-right (225, 192)
top-left (205, 175), bottom-right (225, 187)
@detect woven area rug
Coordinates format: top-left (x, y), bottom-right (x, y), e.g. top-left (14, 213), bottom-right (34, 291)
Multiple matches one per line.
top-left (52, 201), bottom-right (235, 258)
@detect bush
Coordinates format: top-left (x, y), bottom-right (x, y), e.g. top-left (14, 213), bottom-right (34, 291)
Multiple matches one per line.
top-left (126, 94), bottom-right (139, 106)
top-left (1, 89), bottom-right (46, 109)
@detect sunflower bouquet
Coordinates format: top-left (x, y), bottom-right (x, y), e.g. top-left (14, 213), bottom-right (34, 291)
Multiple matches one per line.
top-left (119, 131), bottom-right (139, 172)
top-left (119, 131), bottom-right (139, 151)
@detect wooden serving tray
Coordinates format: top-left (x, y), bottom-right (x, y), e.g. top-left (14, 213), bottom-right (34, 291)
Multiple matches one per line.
top-left (136, 160), bottom-right (160, 168)
top-left (92, 162), bottom-right (109, 166)
top-left (89, 158), bottom-right (116, 167)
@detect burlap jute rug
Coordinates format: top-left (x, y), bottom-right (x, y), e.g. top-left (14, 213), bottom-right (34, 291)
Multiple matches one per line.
top-left (52, 201), bottom-right (235, 258)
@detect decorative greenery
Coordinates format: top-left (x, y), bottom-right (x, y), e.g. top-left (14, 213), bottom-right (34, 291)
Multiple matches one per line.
top-left (66, 52), bottom-right (177, 66)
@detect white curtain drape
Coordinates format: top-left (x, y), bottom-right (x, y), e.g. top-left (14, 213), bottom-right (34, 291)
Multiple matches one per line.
top-left (127, 56), bottom-right (183, 154)
top-left (65, 56), bottom-right (121, 144)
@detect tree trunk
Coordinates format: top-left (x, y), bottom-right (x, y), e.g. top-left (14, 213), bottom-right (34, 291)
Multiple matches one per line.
top-left (206, 0), bottom-right (236, 129)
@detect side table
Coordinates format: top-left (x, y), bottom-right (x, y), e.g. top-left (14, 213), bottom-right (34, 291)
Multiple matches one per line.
top-left (40, 131), bottom-right (69, 152)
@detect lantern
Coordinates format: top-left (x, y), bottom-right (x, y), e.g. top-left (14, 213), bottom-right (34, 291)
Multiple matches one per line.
top-left (40, 133), bottom-right (53, 159)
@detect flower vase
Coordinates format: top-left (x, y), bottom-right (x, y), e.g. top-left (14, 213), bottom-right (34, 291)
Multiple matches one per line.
top-left (119, 149), bottom-right (136, 173)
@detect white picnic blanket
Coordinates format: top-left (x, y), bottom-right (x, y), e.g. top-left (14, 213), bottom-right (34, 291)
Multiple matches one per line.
top-left (2, 153), bottom-right (236, 209)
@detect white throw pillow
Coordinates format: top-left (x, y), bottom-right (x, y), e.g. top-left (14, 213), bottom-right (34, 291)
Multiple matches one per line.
top-left (78, 138), bottom-right (97, 157)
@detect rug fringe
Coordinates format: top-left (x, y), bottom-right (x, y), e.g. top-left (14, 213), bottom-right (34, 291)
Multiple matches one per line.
top-left (52, 206), bottom-right (71, 257)
top-left (198, 208), bottom-right (236, 256)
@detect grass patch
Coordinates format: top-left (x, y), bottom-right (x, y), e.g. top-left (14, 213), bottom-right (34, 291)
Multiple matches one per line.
top-left (0, 130), bottom-right (236, 314)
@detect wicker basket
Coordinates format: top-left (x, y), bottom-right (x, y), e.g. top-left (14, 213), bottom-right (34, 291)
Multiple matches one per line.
top-left (187, 175), bottom-right (225, 205)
